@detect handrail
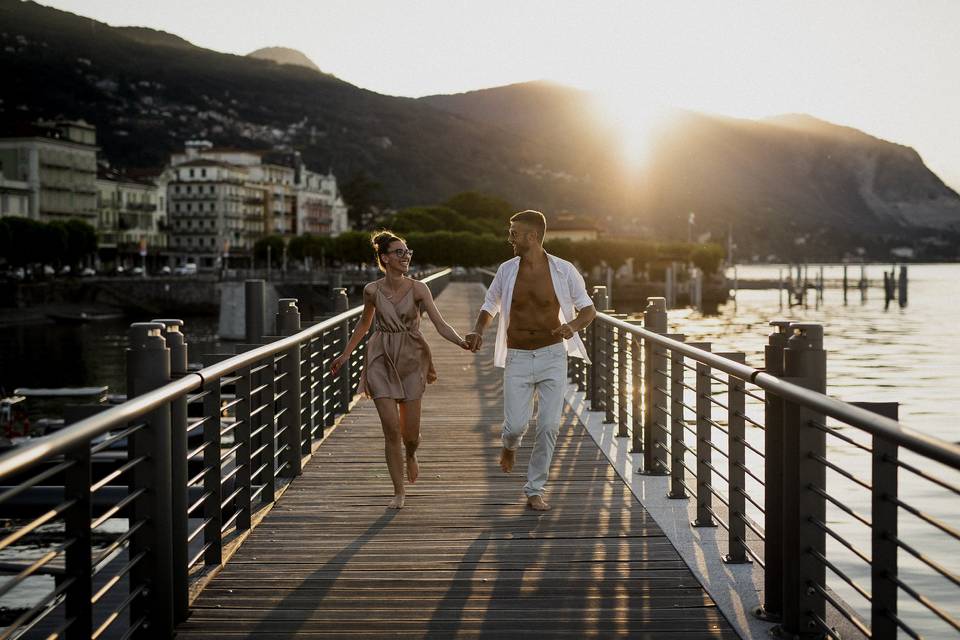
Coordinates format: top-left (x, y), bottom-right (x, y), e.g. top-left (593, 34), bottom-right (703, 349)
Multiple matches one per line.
top-left (0, 267), bottom-right (452, 639)
top-left (0, 269), bottom-right (451, 483)
top-left (572, 290), bottom-right (959, 639)
top-left (598, 311), bottom-right (960, 469)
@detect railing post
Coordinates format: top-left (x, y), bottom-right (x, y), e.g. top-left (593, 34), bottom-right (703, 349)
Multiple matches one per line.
top-left (779, 323), bottom-right (827, 638)
top-left (721, 352), bottom-right (750, 564)
top-left (858, 402), bottom-right (900, 639)
top-left (245, 279), bottom-right (266, 344)
top-left (603, 311), bottom-right (622, 424)
top-left (642, 297), bottom-right (668, 475)
top-left (690, 341), bottom-right (715, 527)
top-left (616, 316), bottom-right (629, 438)
top-left (198, 355), bottom-right (224, 568)
top-left (758, 320), bottom-right (791, 622)
top-left (588, 286), bottom-right (607, 412)
top-left (333, 288), bottom-right (351, 414)
top-left (152, 318), bottom-right (190, 624)
top-left (668, 334), bottom-right (687, 499)
top-left (126, 322), bottom-right (174, 636)
top-left (234, 363), bottom-right (253, 530)
top-left (63, 442), bottom-right (92, 640)
top-left (277, 298), bottom-right (303, 477)
top-left (629, 317), bottom-right (643, 453)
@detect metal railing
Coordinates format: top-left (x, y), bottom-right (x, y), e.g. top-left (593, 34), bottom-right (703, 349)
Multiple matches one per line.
top-left (0, 269), bottom-right (451, 639)
top-left (475, 268), bottom-right (959, 638)
top-left (569, 285), bottom-right (960, 639)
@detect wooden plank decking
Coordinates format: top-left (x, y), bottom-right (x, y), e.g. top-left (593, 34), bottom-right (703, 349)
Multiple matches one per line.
top-left (176, 282), bottom-right (736, 639)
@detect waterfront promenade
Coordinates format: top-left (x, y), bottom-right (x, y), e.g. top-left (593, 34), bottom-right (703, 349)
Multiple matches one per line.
top-left (175, 282), bottom-right (735, 638)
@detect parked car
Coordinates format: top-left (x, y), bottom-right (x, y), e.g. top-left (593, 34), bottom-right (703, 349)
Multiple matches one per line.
top-left (58, 265), bottom-right (72, 276)
top-left (131, 266), bottom-right (144, 276)
top-left (42, 265), bottom-right (55, 276)
top-left (80, 267), bottom-right (96, 277)
top-left (159, 265), bottom-right (172, 275)
top-left (174, 263), bottom-right (198, 276)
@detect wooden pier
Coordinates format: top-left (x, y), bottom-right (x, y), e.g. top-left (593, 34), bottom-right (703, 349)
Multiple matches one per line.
top-left (175, 283), bottom-right (735, 639)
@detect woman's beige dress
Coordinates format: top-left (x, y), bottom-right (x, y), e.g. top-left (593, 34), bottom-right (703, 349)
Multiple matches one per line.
top-left (360, 282), bottom-right (436, 401)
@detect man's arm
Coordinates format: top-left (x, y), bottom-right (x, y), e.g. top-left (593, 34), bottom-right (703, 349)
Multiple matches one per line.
top-left (551, 305), bottom-right (595, 339)
top-left (551, 263), bottom-right (597, 340)
top-left (466, 268), bottom-right (504, 352)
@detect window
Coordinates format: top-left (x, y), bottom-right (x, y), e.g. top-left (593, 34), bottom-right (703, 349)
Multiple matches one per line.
top-left (189, 169), bottom-right (195, 178)
top-left (201, 168), bottom-right (207, 178)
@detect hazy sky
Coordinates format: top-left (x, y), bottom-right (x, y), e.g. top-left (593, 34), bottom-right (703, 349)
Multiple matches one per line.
top-left (42, 0), bottom-right (960, 189)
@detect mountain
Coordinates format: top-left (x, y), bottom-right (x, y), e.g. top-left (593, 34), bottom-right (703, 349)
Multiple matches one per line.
top-left (2, 0), bottom-right (958, 260)
top-left (247, 47), bottom-right (325, 74)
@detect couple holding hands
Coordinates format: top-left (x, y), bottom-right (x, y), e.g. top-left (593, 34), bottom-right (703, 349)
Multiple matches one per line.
top-left (330, 210), bottom-right (597, 510)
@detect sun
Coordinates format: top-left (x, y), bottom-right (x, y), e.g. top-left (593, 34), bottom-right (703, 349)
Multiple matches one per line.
top-left (591, 88), bottom-right (670, 169)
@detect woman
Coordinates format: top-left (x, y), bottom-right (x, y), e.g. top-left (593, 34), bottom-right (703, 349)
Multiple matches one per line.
top-left (330, 231), bottom-right (468, 509)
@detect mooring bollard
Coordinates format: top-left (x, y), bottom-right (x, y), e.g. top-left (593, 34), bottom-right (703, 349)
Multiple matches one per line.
top-left (276, 299), bottom-right (303, 477)
top-left (333, 288), bottom-right (351, 415)
top-left (245, 279), bottom-right (266, 344)
top-left (778, 323), bottom-right (827, 638)
top-left (756, 320), bottom-right (791, 622)
top-left (642, 297), bottom-right (668, 475)
top-left (151, 318), bottom-right (189, 624)
top-left (126, 322), bottom-right (174, 636)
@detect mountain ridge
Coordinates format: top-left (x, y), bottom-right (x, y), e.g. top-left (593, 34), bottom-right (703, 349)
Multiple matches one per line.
top-left (2, 0), bottom-right (958, 260)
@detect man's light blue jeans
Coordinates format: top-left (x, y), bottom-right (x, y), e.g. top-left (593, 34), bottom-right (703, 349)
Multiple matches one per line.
top-left (501, 343), bottom-right (568, 497)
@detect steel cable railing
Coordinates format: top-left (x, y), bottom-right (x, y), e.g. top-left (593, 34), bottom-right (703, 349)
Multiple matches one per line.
top-left (0, 269), bottom-right (451, 639)
top-left (562, 285), bottom-right (960, 640)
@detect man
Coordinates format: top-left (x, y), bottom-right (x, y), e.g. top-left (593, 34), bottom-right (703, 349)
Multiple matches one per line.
top-left (465, 210), bottom-right (596, 511)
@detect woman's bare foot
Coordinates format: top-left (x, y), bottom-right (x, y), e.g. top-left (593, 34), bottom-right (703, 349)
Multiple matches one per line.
top-left (406, 452), bottom-right (419, 483)
top-left (388, 494), bottom-right (405, 509)
top-left (499, 447), bottom-right (515, 473)
top-left (527, 495), bottom-right (550, 511)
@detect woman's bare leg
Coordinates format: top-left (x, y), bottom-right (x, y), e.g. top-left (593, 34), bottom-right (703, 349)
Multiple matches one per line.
top-left (374, 398), bottom-right (405, 508)
top-left (398, 399), bottom-right (422, 483)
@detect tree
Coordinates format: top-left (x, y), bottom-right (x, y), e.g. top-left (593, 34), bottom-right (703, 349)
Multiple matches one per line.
top-left (340, 170), bottom-right (387, 230)
top-left (253, 235), bottom-right (285, 266)
top-left (332, 230), bottom-right (373, 266)
top-left (689, 244), bottom-right (726, 275)
top-left (444, 192), bottom-right (513, 223)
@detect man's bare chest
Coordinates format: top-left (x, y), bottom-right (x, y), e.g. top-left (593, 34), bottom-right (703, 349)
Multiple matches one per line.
top-left (512, 270), bottom-right (558, 309)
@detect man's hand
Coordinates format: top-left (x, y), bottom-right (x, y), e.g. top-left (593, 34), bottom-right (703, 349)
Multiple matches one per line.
top-left (551, 323), bottom-right (574, 340)
top-left (464, 332), bottom-right (483, 352)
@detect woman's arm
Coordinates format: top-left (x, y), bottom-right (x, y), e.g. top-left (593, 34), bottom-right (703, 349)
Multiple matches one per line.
top-left (329, 283), bottom-right (377, 375)
top-left (416, 281), bottom-right (468, 348)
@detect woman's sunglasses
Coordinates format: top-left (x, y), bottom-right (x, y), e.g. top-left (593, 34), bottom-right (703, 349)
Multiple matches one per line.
top-left (389, 248), bottom-right (414, 258)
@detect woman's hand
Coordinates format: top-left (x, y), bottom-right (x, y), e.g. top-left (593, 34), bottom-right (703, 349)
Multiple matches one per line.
top-left (330, 353), bottom-right (347, 376)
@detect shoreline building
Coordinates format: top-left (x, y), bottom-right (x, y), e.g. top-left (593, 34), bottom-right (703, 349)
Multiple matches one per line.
top-left (0, 120), bottom-right (98, 224)
top-left (95, 165), bottom-right (167, 269)
top-left (167, 141), bottom-right (349, 269)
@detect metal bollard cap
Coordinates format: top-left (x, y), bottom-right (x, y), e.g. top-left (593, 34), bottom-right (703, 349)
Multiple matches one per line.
top-left (128, 322), bottom-right (167, 350)
top-left (787, 323), bottom-right (824, 350)
top-left (151, 318), bottom-right (184, 333)
top-left (278, 298), bottom-right (299, 311)
top-left (645, 297), bottom-right (667, 312)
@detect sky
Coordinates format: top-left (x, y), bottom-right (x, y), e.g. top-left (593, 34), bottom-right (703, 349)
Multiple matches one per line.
top-left (41, 0), bottom-right (960, 189)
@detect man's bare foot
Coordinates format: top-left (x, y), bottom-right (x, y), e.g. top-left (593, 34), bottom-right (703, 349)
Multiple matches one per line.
top-left (388, 494), bottom-right (405, 509)
top-left (527, 495), bottom-right (550, 511)
top-left (406, 453), bottom-right (419, 484)
top-left (499, 448), bottom-right (515, 473)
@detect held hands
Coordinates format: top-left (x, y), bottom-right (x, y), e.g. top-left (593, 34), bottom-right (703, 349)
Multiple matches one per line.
top-left (551, 323), bottom-right (575, 340)
top-left (464, 332), bottom-right (483, 353)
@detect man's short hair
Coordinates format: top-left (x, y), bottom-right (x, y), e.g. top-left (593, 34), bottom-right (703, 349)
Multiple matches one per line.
top-left (510, 210), bottom-right (547, 240)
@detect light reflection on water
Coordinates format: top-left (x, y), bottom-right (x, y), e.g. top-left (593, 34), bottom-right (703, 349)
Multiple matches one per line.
top-left (667, 263), bottom-right (959, 638)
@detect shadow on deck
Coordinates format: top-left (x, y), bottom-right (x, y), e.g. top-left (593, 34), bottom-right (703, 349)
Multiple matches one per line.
top-left (175, 282), bottom-right (736, 639)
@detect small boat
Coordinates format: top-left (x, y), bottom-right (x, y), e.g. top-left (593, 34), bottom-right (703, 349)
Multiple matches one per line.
top-left (47, 310), bottom-right (123, 324)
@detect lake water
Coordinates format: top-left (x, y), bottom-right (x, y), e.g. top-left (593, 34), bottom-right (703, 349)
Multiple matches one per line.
top-left (1, 265), bottom-right (958, 636)
top-left (666, 263), bottom-right (959, 639)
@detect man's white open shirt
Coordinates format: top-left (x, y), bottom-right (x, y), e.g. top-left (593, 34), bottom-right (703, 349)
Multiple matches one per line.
top-left (480, 253), bottom-right (594, 368)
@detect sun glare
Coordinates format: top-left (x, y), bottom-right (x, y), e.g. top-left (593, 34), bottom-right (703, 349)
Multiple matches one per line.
top-left (591, 89), bottom-right (670, 169)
